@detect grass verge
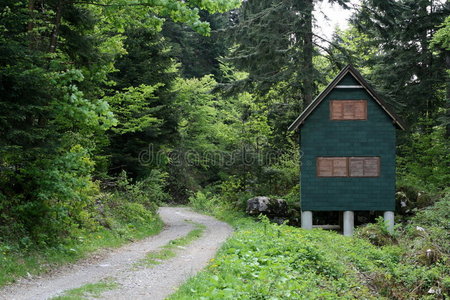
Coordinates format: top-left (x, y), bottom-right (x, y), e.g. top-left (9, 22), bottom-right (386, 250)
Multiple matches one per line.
top-left (0, 218), bottom-right (163, 287)
top-left (168, 215), bottom-right (382, 299)
top-left (169, 209), bottom-right (449, 300)
top-left (140, 220), bottom-right (206, 266)
top-left (51, 279), bottom-right (119, 300)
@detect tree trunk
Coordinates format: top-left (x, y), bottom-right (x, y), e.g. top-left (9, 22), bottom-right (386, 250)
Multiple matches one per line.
top-left (446, 50), bottom-right (450, 137)
top-left (49, 0), bottom-right (64, 53)
top-left (28, 0), bottom-right (35, 49)
top-left (302, 0), bottom-right (313, 107)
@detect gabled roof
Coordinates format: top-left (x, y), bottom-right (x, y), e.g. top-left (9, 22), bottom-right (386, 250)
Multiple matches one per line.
top-left (288, 65), bottom-right (406, 131)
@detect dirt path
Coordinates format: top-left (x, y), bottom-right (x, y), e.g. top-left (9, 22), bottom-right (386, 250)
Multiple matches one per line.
top-left (0, 207), bottom-right (233, 300)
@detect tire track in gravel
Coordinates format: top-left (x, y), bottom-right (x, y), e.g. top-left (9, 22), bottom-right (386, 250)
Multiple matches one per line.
top-left (0, 207), bottom-right (233, 300)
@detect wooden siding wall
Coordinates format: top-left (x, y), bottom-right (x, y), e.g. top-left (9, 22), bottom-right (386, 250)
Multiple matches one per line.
top-left (300, 73), bottom-right (396, 211)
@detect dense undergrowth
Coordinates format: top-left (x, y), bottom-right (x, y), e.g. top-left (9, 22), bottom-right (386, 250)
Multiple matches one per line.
top-left (0, 171), bottom-right (166, 287)
top-left (170, 192), bottom-right (450, 300)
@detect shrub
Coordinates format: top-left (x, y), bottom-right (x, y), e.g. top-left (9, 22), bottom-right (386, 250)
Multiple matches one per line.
top-left (355, 216), bottom-right (398, 246)
top-left (357, 193), bottom-right (450, 298)
top-left (116, 169), bottom-right (168, 210)
top-left (0, 145), bottom-right (102, 247)
top-left (113, 202), bottom-right (157, 226)
top-left (189, 191), bottom-right (212, 212)
top-left (97, 169), bottom-right (167, 229)
top-left (397, 123), bottom-right (450, 192)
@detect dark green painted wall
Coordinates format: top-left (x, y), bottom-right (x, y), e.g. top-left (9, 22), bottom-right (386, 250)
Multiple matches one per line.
top-left (300, 73), bottom-right (396, 211)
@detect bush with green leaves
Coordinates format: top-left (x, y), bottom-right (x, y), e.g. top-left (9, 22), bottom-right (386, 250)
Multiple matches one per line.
top-left (0, 167), bottom-right (166, 287)
top-left (397, 123), bottom-right (450, 192)
top-left (92, 169), bottom-right (168, 231)
top-left (113, 202), bottom-right (158, 227)
top-left (355, 216), bottom-right (398, 247)
top-left (0, 144), bottom-right (102, 247)
top-left (115, 169), bottom-right (168, 209)
top-left (401, 193), bottom-right (450, 266)
top-left (356, 194), bottom-right (450, 297)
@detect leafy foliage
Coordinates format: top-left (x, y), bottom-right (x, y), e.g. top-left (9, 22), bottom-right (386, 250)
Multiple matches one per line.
top-left (398, 121), bottom-right (450, 191)
top-left (431, 16), bottom-right (450, 51)
top-left (0, 0), bottom-right (238, 256)
top-left (348, 0), bottom-right (449, 124)
top-left (171, 198), bottom-right (450, 299)
top-left (170, 216), bottom-right (378, 299)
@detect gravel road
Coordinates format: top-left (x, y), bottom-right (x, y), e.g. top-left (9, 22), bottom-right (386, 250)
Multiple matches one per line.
top-left (0, 207), bottom-right (233, 300)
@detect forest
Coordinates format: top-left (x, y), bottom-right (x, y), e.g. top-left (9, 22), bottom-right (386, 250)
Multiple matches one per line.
top-left (0, 0), bottom-right (449, 298)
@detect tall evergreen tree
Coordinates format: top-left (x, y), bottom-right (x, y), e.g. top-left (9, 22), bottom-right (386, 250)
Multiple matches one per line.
top-left (226, 0), bottom-right (349, 107)
top-left (106, 26), bottom-right (178, 178)
top-left (350, 0), bottom-right (449, 126)
top-left (163, 11), bottom-right (230, 79)
top-left (430, 15), bottom-right (450, 136)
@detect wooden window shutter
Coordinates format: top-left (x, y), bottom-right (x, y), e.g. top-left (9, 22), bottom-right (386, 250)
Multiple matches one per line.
top-left (330, 101), bottom-right (344, 120)
top-left (330, 100), bottom-right (367, 120)
top-left (318, 157), bottom-right (380, 177)
top-left (349, 158), bottom-right (364, 176)
top-left (317, 158), bottom-right (333, 177)
top-left (343, 102), bottom-right (355, 119)
top-left (362, 157), bottom-right (380, 177)
top-left (354, 101), bottom-right (367, 119)
top-left (317, 157), bottom-right (348, 177)
top-left (332, 158), bottom-right (348, 176)
top-left (349, 157), bottom-right (380, 177)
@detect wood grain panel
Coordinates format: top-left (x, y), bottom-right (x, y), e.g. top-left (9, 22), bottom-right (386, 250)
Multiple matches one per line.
top-left (354, 101), bottom-right (367, 119)
top-left (343, 102), bottom-right (355, 119)
top-left (317, 158), bottom-right (333, 177)
top-left (317, 157), bottom-right (348, 177)
top-left (332, 158), bottom-right (348, 176)
top-left (330, 100), bottom-right (367, 120)
top-left (349, 157), bottom-right (380, 177)
top-left (318, 157), bottom-right (380, 177)
top-left (330, 101), bottom-right (343, 119)
top-left (363, 157), bottom-right (380, 176)
top-left (349, 158), bottom-right (364, 176)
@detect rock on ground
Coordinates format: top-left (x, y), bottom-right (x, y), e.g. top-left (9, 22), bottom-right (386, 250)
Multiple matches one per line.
top-left (246, 196), bottom-right (288, 216)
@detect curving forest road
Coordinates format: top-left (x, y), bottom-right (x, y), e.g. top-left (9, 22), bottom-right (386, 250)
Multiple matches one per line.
top-left (0, 207), bottom-right (233, 300)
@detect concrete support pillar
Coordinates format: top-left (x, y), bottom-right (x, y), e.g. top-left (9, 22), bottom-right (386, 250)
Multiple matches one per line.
top-left (343, 211), bottom-right (354, 236)
top-left (384, 211), bottom-right (395, 233)
top-left (301, 211), bottom-right (313, 230)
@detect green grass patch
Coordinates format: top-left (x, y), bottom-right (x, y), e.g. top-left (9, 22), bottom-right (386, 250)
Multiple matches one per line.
top-left (168, 212), bottom-right (449, 300)
top-left (0, 217), bottom-right (163, 287)
top-left (168, 216), bottom-right (384, 299)
top-left (143, 249), bottom-right (177, 265)
top-left (52, 279), bottom-right (119, 300)
top-left (164, 221), bottom-right (206, 250)
top-left (140, 220), bottom-right (206, 267)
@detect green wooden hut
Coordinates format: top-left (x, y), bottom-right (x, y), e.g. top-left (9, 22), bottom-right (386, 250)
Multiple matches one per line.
top-left (288, 65), bottom-right (405, 236)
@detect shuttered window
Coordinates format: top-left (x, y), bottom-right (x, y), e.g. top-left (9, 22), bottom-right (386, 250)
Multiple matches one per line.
top-left (330, 100), bottom-right (367, 120)
top-left (317, 157), bottom-right (380, 177)
top-left (317, 157), bottom-right (348, 177)
top-left (349, 157), bottom-right (380, 177)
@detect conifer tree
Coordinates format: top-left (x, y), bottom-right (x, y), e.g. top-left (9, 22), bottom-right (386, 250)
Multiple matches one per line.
top-left (350, 0), bottom-right (449, 125)
top-left (227, 0), bottom-right (349, 107)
